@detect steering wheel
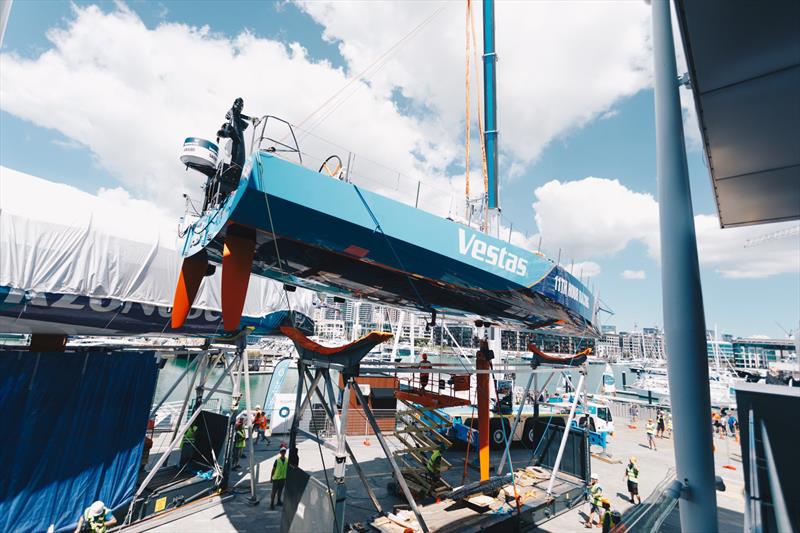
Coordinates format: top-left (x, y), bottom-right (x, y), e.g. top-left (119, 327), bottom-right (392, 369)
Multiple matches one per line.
top-left (318, 155), bottom-right (343, 178)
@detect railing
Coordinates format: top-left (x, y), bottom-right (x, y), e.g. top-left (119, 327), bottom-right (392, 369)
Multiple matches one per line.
top-left (295, 406), bottom-right (399, 437)
top-left (243, 115), bottom-right (554, 251)
top-left (604, 396), bottom-right (671, 426)
top-left (400, 365), bottom-right (474, 403)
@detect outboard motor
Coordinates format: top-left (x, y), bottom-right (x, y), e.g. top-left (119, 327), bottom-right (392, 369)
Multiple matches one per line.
top-left (180, 137), bottom-right (219, 177)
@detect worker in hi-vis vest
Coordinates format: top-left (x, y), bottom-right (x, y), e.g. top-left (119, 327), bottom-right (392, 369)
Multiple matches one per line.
top-left (584, 473), bottom-right (603, 528)
top-left (74, 501), bottom-right (117, 533)
top-left (624, 456), bottom-right (641, 504)
top-left (270, 446), bottom-right (288, 509)
top-left (646, 419), bottom-right (657, 450)
top-left (426, 441), bottom-right (445, 483)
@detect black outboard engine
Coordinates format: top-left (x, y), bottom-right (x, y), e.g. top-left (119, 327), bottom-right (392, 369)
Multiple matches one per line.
top-left (180, 98), bottom-right (255, 210)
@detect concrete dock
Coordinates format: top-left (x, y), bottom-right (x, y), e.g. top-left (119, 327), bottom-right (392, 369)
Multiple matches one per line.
top-left (140, 414), bottom-right (744, 532)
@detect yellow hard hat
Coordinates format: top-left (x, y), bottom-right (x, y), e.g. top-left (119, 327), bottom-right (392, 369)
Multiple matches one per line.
top-left (630, 456), bottom-right (637, 463)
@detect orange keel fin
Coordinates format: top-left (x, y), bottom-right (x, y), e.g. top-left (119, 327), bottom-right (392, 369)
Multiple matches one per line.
top-left (221, 225), bottom-right (256, 332)
top-left (171, 250), bottom-right (208, 329)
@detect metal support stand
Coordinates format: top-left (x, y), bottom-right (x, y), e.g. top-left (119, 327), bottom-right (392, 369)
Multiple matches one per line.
top-left (497, 372), bottom-right (534, 475)
top-left (761, 420), bottom-right (791, 533)
top-left (652, 1), bottom-right (718, 530)
top-left (546, 369), bottom-right (585, 495)
top-left (304, 368), bottom-right (384, 515)
top-left (170, 351), bottom-right (207, 452)
top-left (332, 377), bottom-right (351, 533)
top-left (124, 353), bottom-right (241, 525)
top-left (241, 346), bottom-right (259, 505)
top-left (352, 382), bottom-right (430, 533)
top-left (287, 362), bottom-right (305, 465)
top-left (149, 353), bottom-right (201, 419)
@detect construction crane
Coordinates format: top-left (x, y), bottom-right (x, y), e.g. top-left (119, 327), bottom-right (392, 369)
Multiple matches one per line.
top-left (743, 225), bottom-right (800, 248)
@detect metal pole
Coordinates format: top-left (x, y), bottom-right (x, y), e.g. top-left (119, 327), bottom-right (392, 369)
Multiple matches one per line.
top-left (546, 372), bottom-right (585, 495)
top-left (148, 353), bottom-right (200, 418)
top-left (497, 372), bottom-right (534, 474)
top-left (125, 353), bottom-right (240, 525)
top-left (483, 0), bottom-right (499, 212)
top-left (193, 350), bottom-right (211, 411)
top-left (760, 420), bottom-right (791, 533)
top-left (170, 353), bottom-right (206, 451)
top-left (0, 0), bottom-right (12, 47)
top-left (312, 368), bottom-right (384, 514)
top-left (353, 384), bottom-right (430, 533)
top-left (287, 363), bottom-right (305, 465)
top-left (746, 408), bottom-right (762, 531)
top-left (653, 0), bottom-right (718, 530)
top-left (241, 348), bottom-right (259, 503)
top-left (333, 377), bottom-right (351, 533)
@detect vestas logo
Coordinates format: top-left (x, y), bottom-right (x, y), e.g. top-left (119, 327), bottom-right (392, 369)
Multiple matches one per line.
top-left (458, 228), bottom-right (528, 277)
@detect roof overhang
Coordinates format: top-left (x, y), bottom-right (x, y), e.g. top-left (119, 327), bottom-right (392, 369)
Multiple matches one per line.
top-left (674, 0), bottom-right (800, 228)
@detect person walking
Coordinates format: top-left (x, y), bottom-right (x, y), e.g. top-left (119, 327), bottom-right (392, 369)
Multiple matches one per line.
top-left (666, 413), bottom-right (673, 438)
top-left (232, 420), bottom-right (246, 470)
top-left (727, 412), bottom-right (737, 439)
top-left (74, 501), bottom-right (117, 533)
top-left (584, 473), bottom-right (603, 528)
top-left (629, 403), bottom-right (639, 426)
top-left (600, 498), bottom-right (613, 533)
top-left (646, 419), bottom-right (657, 450)
top-left (656, 410), bottom-right (665, 438)
top-left (253, 407), bottom-right (269, 445)
top-left (270, 447), bottom-right (289, 509)
top-left (624, 456), bottom-right (641, 504)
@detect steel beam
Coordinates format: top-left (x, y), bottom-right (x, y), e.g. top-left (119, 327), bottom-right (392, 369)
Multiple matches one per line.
top-left (653, 0), bottom-right (718, 530)
top-left (761, 421), bottom-right (788, 532)
top-left (125, 353), bottom-right (240, 525)
top-left (308, 368), bottom-right (384, 515)
top-left (497, 371), bottom-right (534, 475)
top-left (241, 348), bottom-right (259, 504)
top-left (546, 372), bottom-right (584, 495)
top-left (352, 383), bottom-right (429, 533)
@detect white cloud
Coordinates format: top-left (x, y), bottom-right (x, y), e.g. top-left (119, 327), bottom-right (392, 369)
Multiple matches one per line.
top-left (621, 270), bottom-right (646, 280)
top-left (565, 261), bottom-right (602, 280)
top-left (531, 177), bottom-right (799, 279)
top-left (532, 177), bottom-right (659, 260)
top-left (297, 1), bottom-right (652, 165)
top-left (694, 216), bottom-right (800, 279)
top-left (0, 4), bottom-right (452, 215)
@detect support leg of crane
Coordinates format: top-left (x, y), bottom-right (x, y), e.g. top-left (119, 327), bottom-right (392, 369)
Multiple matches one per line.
top-left (221, 225), bottom-right (256, 331)
top-left (171, 249), bottom-right (208, 329)
top-left (352, 382), bottom-right (430, 533)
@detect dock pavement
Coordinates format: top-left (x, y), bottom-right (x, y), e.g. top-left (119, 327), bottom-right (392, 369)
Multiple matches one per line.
top-left (142, 415), bottom-right (744, 532)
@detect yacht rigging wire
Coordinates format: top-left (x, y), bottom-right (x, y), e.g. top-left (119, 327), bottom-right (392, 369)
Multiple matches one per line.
top-left (297, 3), bottom-right (449, 137)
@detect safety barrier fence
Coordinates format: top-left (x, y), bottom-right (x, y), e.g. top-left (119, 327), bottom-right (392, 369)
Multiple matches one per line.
top-left (296, 406), bottom-right (399, 438)
top-left (604, 396), bottom-right (671, 425)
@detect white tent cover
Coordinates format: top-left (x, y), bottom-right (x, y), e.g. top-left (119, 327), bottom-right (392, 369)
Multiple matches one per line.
top-left (0, 166), bottom-right (315, 325)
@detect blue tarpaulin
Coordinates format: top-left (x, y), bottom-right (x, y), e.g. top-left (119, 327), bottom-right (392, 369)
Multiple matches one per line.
top-left (0, 350), bottom-right (158, 532)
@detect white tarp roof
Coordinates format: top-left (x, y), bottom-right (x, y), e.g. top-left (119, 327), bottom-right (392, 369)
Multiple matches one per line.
top-left (0, 166), bottom-right (315, 319)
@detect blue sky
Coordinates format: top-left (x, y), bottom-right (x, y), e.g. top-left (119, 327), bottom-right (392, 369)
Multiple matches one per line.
top-left (1, 1), bottom-right (797, 338)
